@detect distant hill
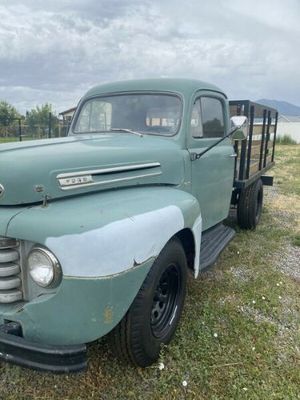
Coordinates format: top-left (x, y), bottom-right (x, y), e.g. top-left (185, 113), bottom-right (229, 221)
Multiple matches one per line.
top-left (256, 99), bottom-right (300, 116)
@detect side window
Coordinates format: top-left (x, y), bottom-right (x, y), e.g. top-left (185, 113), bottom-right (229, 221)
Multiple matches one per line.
top-left (201, 97), bottom-right (225, 138)
top-left (190, 99), bottom-right (203, 138)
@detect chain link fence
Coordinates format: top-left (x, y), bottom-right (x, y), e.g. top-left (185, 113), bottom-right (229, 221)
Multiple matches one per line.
top-left (0, 113), bottom-right (70, 143)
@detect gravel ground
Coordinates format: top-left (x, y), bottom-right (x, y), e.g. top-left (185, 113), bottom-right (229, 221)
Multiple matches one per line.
top-left (274, 244), bottom-right (300, 281)
top-left (264, 184), bottom-right (300, 281)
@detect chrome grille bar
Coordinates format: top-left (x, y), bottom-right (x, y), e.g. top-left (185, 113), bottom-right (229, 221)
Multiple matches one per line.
top-left (0, 236), bottom-right (23, 303)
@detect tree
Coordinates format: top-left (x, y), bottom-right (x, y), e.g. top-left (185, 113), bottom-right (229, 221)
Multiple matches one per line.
top-left (26, 103), bottom-right (59, 137)
top-left (0, 101), bottom-right (21, 137)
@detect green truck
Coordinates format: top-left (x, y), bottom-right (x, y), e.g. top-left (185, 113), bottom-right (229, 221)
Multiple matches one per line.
top-left (0, 79), bottom-right (277, 372)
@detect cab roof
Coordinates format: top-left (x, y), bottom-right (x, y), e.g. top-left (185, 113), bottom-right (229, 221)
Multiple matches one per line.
top-left (84, 78), bottom-right (226, 99)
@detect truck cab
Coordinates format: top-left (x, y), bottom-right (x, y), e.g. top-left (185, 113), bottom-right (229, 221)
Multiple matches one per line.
top-left (0, 79), bottom-right (277, 372)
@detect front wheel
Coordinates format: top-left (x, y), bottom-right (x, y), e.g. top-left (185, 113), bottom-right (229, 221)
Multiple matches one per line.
top-left (111, 238), bottom-right (187, 367)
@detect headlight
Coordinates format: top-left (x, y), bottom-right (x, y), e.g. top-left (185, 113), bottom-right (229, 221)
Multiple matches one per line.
top-left (28, 247), bottom-right (62, 288)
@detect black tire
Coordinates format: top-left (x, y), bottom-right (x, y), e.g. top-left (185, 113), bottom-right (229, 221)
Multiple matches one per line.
top-left (111, 238), bottom-right (187, 367)
top-left (237, 178), bottom-right (263, 229)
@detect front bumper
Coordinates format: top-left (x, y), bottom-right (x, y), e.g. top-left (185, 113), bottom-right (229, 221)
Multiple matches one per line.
top-left (0, 322), bottom-right (87, 373)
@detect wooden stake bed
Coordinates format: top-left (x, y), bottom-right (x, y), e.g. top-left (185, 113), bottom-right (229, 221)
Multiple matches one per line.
top-left (229, 100), bottom-right (278, 189)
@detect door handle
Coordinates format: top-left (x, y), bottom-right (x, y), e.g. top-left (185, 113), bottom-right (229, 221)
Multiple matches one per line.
top-left (228, 154), bottom-right (237, 158)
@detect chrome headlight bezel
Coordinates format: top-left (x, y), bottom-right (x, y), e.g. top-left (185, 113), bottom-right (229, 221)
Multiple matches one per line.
top-left (27, 246), bottom-right (62, 288)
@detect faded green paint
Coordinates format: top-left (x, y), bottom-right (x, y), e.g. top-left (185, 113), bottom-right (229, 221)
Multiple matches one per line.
top-left (189, 136), bottom-right (234, 229)
top-left (6, 187), bottom-right (200, 243)
top-left (0, 78), bottom-right (235, 348)
top-left (187, 90), bottom-right (234, 229)
top-left (0, 135), bottom-right (185, 205)
top-left (0, 259), bottom-right (153, 345)
top-left (0, 79), bottom-right (226, 207)
top-left (83, 78), bottom-right (225, 102)
top-left (0, 206), bottom-right (28, 236)
top-left (2, 187), bottom-right (200, 343)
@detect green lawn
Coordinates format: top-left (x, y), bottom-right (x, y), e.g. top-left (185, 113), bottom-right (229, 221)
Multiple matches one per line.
top-left (0, 145), bottom-right (299, 400)
top-left (0, 136), bottom-right (34, 143)
top-left (0, 137), bottom-right (20, 143)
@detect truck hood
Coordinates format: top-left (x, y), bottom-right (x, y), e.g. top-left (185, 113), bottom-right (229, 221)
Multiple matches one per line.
top-left (0, 134), bottom-right (185, 205)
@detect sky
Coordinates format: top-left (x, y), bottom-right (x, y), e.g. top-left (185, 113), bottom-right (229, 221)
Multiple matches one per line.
top-left (0, 0), bottom-right (299, 114)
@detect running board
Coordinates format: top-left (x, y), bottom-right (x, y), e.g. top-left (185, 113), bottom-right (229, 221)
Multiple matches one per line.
top-left (200, 224), bottom-right (235, 270)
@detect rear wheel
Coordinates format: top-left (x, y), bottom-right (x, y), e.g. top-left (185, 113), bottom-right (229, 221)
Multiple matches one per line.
top-left (111, 238), bottom-right (187, 367)
top-left (237, 178), bottom-right (263, 229)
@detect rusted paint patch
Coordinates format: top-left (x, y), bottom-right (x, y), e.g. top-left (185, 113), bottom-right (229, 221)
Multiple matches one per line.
top-left (103, 306), bottom-right (113, 324)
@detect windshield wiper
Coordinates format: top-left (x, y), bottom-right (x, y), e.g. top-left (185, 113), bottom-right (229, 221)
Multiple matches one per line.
top-left (110, 128), bottom-right (143, 137)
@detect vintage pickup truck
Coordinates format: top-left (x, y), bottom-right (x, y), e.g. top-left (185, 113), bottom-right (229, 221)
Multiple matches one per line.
top-left (0, 79), bottom-right (277, 372)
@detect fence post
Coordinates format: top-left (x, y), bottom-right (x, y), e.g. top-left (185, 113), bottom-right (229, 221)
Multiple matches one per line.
top-left (18, 118), bottom-right (22, 142)
top-left (48, 112), bottom-right (52, 138)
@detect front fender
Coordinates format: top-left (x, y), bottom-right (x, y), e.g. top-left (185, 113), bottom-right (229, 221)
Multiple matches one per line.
top-left (7, 186), bottom-right (202, 278)
top-left (0, 259), bottom-right (154, 345)
top-left (5, 187), bottom-right (202, 344)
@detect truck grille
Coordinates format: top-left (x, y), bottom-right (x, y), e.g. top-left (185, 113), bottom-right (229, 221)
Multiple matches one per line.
top-left (0, 237), bottom-right (22, 303)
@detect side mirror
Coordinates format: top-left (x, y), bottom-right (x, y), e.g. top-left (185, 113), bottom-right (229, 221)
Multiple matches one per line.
top-left (230, 116), bottom-right (248, 140)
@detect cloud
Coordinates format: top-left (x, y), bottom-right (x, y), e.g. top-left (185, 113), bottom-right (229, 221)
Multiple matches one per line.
top-left (0, 0), bottom-right (299, 113)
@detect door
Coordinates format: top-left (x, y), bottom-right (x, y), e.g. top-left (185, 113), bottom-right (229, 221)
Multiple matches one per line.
top-left (187, 93), bottom-right (235, 231)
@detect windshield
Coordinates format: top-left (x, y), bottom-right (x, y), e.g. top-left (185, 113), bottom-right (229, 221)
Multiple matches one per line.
top-left (73, 93), bottom-right (182, 136)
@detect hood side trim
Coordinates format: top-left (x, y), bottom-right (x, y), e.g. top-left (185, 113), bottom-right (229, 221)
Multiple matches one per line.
top-left (56, 162), bottom-right (161, 179)
top-left (58, 171), bottom-right (162, 191)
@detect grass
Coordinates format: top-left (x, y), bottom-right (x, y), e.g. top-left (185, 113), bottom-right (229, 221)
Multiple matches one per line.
top-left (276, 134), bottom-right (297, 145)
top-left (0, 145), bottom-right (299, 399)
top-left (0, 136), bottom-right (54, 143)
top-left (292, 233), bottom-right (300, 247)
top-left (0, 136), bottom-right (35, 143)
top-left (0, 136), bottom-right (20, 143)
top-left (273, 144), bottom-right (300, 196)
